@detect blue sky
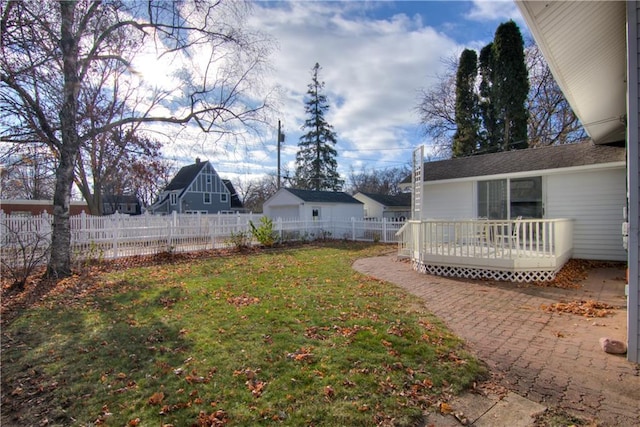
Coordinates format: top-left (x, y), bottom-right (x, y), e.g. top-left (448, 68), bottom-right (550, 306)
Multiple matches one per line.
top-left (166, 1), bottom-right (526, 188)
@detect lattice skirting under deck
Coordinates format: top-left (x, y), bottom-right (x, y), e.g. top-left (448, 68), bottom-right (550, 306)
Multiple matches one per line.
top-left (412, 261), bottom-right (557, 283)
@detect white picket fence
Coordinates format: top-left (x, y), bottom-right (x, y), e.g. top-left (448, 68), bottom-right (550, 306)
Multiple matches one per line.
top-left (0, 211), bottom-right (403, 266)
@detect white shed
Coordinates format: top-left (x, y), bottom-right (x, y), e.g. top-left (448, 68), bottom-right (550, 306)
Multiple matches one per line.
top-left (263, 188), bottom-right (364, 220)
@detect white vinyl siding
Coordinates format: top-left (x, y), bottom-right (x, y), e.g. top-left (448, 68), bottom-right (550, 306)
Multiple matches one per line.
top-left (423, 181), bottom-right (474, 219)
top-left (546, 168), bottom-right (626, 261)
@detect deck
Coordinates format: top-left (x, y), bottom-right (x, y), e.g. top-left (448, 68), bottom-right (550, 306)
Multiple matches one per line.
top-left (396, 218), bottom-right (574, 282)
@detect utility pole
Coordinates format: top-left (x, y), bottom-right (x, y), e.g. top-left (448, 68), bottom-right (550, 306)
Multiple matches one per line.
top-left (277, 120), bottom-right (285, 189)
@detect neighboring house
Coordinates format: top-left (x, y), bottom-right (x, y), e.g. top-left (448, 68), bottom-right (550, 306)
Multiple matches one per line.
top-left (148, 159), bottom-right (237, 214)
top-left (353, 192), bottom-right (411, 221)
top-left (0, 199), bottom-right (89, 216)
top-left (263, 188), bottom-right (364, 220)
top-left (402, 141), bottom-right (626, 262)
top-left (222, 179), bottom-right (245, 212)
top-left (102, 194), bottom-right (141, 215)
top-left (515, 1), bottom-right (638, 362)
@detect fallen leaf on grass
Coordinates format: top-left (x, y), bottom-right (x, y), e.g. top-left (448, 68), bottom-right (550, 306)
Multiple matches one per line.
top-left (148, 391), bottom-right (165, 405)
top-left (324, 385), bottom-right (335, 399)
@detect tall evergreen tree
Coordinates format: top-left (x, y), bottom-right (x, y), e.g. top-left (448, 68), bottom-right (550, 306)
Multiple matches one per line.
top-left (478, 43), bottom-right (498, 153)
top-left (452, 49), bottom-right (479, 157)
top-left (294, 63), bottom-right (343, 191)
top-left (492, 20), bottom-right (529, 150)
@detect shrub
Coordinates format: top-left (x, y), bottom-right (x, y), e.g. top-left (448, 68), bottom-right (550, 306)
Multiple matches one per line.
top-left (226, 230), bottom-right (251, 251)
top-left (1, 221), bottom-right (51, 290)
top-left (249, 216), bottom-right (278, 247)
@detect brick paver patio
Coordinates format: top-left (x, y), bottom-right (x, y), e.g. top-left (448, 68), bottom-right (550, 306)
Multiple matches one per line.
top-left (353, 255), bottom-right (640, 426)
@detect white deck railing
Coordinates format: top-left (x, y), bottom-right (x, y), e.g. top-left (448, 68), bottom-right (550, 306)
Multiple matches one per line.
top-left (396, 218), bottom-right (574, 281)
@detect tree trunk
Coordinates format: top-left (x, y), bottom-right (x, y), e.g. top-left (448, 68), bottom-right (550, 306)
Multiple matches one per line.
top-left (46, 1), bottom-right (80, 279)
top-left (47, 147), bottom-right (76, 278)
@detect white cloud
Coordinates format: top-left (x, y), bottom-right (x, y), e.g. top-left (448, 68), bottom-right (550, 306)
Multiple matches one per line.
top-left (244, 1), bottom-right (464, 182)
top-left (154, 1), bottom-right (512, 190)
top-left (465, 0), bottom-right (523, 23)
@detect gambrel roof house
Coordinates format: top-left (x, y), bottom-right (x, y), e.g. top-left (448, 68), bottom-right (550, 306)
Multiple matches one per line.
top-left (263, 188), bottom-right (364, 220)
top-left (148, 158), bottom-right (240, 214)
top-left (353, 192), bottom-right (411, 220)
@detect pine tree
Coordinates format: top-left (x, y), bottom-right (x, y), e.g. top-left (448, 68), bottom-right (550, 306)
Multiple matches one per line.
top-left (294, 63), bottom-right (343, 191)
top-left (452, 49), bottom-right (479, 157)
top-left (492, 20), bottom-right (529, 151)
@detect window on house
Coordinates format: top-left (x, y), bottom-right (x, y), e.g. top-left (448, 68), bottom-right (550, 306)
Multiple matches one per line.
top-left (220, 193), bottom-right (228, 203)
top-left (170, 193), bottom-right (177, 205)
top-left (477, 177), bottom-right (542, 219)
top-left (510, 177), bottom-right (543, 218)
top-left (312, 207), bottom-right (320, 219)
top-left (204, 193), bottom-right (211, 204)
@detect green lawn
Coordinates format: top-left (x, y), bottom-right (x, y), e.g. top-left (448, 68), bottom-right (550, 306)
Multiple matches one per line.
top-left (1, 242), bottom-right (484, 426)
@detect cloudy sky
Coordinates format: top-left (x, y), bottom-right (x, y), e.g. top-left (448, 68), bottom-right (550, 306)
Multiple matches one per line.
top-left (167, 0), bottom-right (527, 187)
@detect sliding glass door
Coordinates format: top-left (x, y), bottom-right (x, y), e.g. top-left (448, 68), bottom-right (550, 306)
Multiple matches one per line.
top-left (477, 177), bottom-right (542, 219)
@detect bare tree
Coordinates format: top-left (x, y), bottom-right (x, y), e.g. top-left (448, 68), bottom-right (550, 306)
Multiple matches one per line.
top-left (526, 42), bottom-right (586, 146)
top-left (235, 174), bottom-right (279, 213)
top-left (1, 1), bottom-right (274, 278)
top-left (0, 144), bottom-right (56, 199)
top-left (415, 56), bottom-right (458, 159)
top-left (74, 129), bottom-right (170, 215)
top-left (346, 165), bottom-right (411, 196)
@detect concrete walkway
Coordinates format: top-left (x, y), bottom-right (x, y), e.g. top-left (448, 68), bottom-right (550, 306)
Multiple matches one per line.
top-left (353, 255), bottom-right (640, 426)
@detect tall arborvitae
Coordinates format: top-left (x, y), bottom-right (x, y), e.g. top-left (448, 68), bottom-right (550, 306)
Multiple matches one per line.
top-left (478, 43), bottom-right (498, 153)
top-left (452, 49), bottom-right (479, 157)
top-left (492, 20), bottom-right (529, 150)
top-left (294, 63), bottom-right (343, 191)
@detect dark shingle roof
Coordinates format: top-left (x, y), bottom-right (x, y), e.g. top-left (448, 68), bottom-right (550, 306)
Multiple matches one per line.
top-left (401, 141), bottom-right (625, 184)
top-left (165, 161), bottom-right (208, 191)
top-left (222, 179), bottom-right (243, 208)
top-left (360, 192), bottom-right (411, 207)
top-left (285, 188), bottom-right (363, 204)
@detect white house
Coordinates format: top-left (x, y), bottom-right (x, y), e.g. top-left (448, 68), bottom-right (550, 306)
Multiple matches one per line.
top-left (263, 188), bottom-right (364, 220)
top-left (403, 141), bottom-right (626, 262)
top-left (517, 1), bottom-right (637, 362)
top-left (353, 192), bottom-right (411, 221)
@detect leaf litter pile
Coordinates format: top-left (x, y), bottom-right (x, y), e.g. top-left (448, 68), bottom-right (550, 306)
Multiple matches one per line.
top-left (540, 300), bottom-right (616, 318)
top-left (1, 242), bottom-right (485, 427)
top-left (533, 259), bottom-right (625, 318)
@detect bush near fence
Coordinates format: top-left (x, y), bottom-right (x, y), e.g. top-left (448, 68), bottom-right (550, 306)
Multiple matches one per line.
top-left (0, 212), bottom-right (404, 267)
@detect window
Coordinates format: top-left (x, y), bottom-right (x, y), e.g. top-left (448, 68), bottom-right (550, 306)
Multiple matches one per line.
top-left (204, 193), bottom-right (211, 204)
top-left (220, 193), bottom-right (228, 203)
top-left (170, 193), bottom-right (177, 205)
top-left (510, 177), bottom-right (543, 218)
top-left (477, 177), bottom-right (543, 219)
top-left (478, 180), bottom-right (507, 219)
top-left (312, 207), bottom-right (320, 219)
